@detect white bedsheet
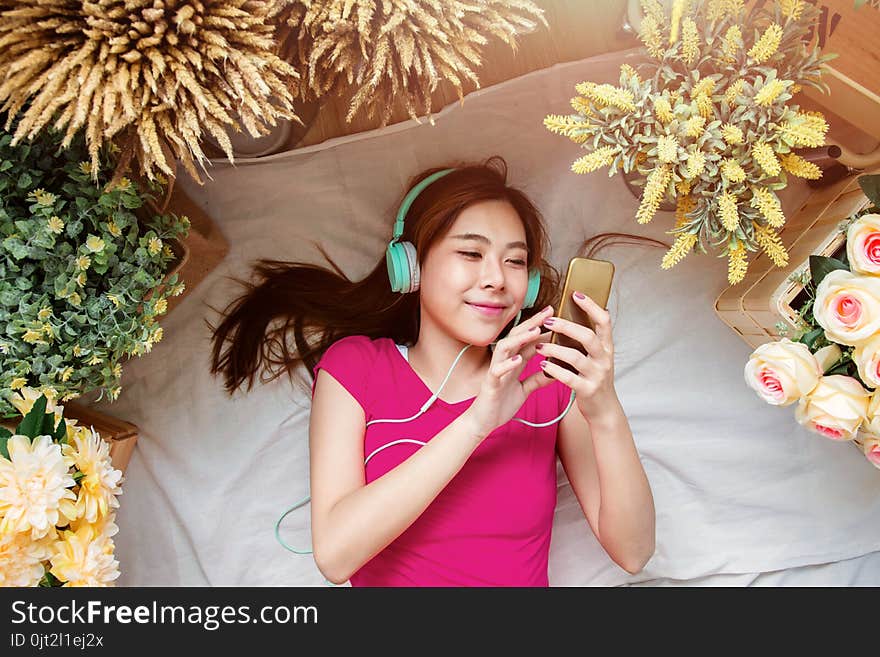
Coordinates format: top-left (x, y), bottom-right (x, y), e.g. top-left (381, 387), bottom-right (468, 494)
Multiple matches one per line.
top-left (102, 49), bottom-right (880, 586)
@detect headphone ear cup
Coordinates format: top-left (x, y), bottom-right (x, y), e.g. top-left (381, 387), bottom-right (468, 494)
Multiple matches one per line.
top-left (386, 241), bottom-right (408, 293)
top-left (523, 268), bottom-right (541, 309)
top-left (401, 241), bottom-right (419, 293)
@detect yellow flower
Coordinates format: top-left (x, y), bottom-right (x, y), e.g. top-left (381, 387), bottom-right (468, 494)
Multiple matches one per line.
top-left (85, 235), bottom-right (105, 253)
top-left (718, 192), bottom-right (740, 231)
top-left (0, 531), bottom-right (55, 587)
top-left (115, 177), bottom-right (131, 191)
top-left (73, 345), bottom-right (82, 357)
top-left (0, 435), bottom-right (77, 539)
top-left (163, 245), bottom-right (174, 258)
top-left (780, 0), bottom-right (804, 20)
top-left (727, 244), bottom-right (748, 285)
top-left (29, 188), bottom-right (56, 206)
top-left (657, 135), bottom-right (679, 164)
top-left (151, 327), bottom-right (164, 343)
top-left (669, 0), bottom-right (687, 44)
top-left (755, 79), bottom-right (788, 107)
top-left (154, 298), bottom-right (168, 316)
top-left (721, 158), bottom-right (747, 184)
top-left (75, 255), bottom-right (91, 270)
top-left (112, 362), bottom-right (122, 378)
top-left (22, 328), bottom-right (44, 344)
top-left (47, 216), bottom-right (64, 235)
top-left (661, 232), bottom-right (698, 270)
top-left (37, 306), bottom-right (52, 321)
top-left (68, 292), bottom-right (82, 306)
top-left (106, 294), bottom-right (121, 309)
top-left (75, 272), bottom-right (87, 287)
top-left (694, 94), bottom-right (713, 120)
top-left (636, 165), bottom-right (672, 225)
top-left (575, 82), bottom-right (636, 112)
top-left (722, 25), bottom-right (742, 60)
top-left (10, 377), bottom-right (28, 390)
top-left (61, 367), bottom-right (74, 383)
top-left (653, 96), bottom-right (674, 123)
top-left (685, 115), bottom-right (706, 138)
top-left (675, 194), bottom-right (696, 228)
top-left (639, 14), bottom-right (665, 59)
top-left (750, 187), bottom-right (786, 227)
top-left (780, 153), bottom-right (822, 179)
top-left (754, 224), bottom-right (789, 267)
top-left (685, 150), bottom-right (706, 179)
top-left (619, 63), bottom-right (640, 84)
top-left (41, 322), bottom-right (54, 339)
top-left (148, 237), bottom-right (163, 256)
top-left (682, 18), bottom-right (699, 66)
top-left (748, 24), bottom-right (783, 64)
top-left (78, 162), bottom-right (92, 176)
top-left (87, 354), bottom-right (102, 365)
top-left (49, 524), bottom-right (120, 587)
top-left (752, 142), bottom-right (781, 176)
top-left (778, 112), bottom-right (828, 148)
top-left (62, 426), bottom-right (123, 525)
top-left (691, 78), bottom-right (715, 100)
top-left (569, 96), bottom-right (592, 116)
top-left (170, 282), bottom-right (186, 297)
top-left (724, 79), bottom-right (745, 104)
top-left (721, 124), bottom-right (744, 145)
top-left (571, 147), bottom-right (617, 174)
top-left (106, 221), bottom-right (122, 237)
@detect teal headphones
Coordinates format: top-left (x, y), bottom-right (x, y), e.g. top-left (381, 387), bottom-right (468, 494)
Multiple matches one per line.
top-left (385, 168), bottom-right (541, 308)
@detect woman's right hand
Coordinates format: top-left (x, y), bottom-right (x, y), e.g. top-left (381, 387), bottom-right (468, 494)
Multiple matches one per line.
top-left (465, 305), bottom-right (558, 440)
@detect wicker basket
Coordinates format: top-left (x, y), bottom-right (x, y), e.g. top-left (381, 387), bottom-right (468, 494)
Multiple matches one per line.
top-left (715, 171), bottom-right (878, 348)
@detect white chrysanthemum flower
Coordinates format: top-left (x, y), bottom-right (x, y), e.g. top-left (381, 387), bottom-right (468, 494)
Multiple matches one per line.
top-left (0, 435), bottom-right (77, 539)
top-left (0, 530), bottom-right (55, 587)
top-left (62, 427), bottom-right (123, 524)
top-left (49, 524), bottom-right (120, 587)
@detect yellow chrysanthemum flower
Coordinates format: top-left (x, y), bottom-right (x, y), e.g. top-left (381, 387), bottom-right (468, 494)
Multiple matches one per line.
top-left (106, 294), bottom-right (121, 309)
top-left (661, 232), bottom-right (699, 270)
top-left (721, 158), bottom-right (747, 184)
top-left (41, 323), bottom-right (54, 339)
top-left (61, 367), bottom-right (74, 383)
top-left (722, 25), bottom-right (742, 60)
top-left (85, 236), bottom-right (105, 253)
top-left (115, 177), bottom-right (131, 191)
top-left (0, 435), bottom-right (77, 539)
top-left (29, 189), bottom-right (56, 206)
top-left (750, 187), bottom-right (786, 227)
top-left (571, 146), bottom-right (617, 174)
top-left (752, 142), bottom-right (781, 176)
top-left (49, 524), bottom-right (120, 587)
top-left (721, 124), bottom-right (744, 145)
top-left (682, 18), bottom-right (699, 66)
top-left (0, 531), bottom-right (54, 587)
top-left (73, 345), bottom-right (82, 357)
top-left (718, 192), bottom-right (740, 231)
top-left (75, 255), bottom-right (91, 270)
top-left (154, 298), bottom-right (168, 315)
top-left (62, 426), bottom-right (123, 525)
top-left (653, 96), bottom-right (674, 124)
top-left (148, 237), bottom-right (163, 256)
top-left (780, 153), bottom-right (822, 179)
top-left (636, 165), bottom-right (672, 225)
top-left (755, 79), bottom-right (788, 107)
top-left (75, 273), bottom-right (87, 287)
top-left (686, 150), bottom-right (706, 179)
top-left (151, 327), bottom-right (164, 343)
top-left (78, 162), bottom-right (92, 176)
top-left (754, 224), bottom-right (789, 267)
top-left (87, 354), bottom-right (102, 366)
top-left (575, 82), bottom-right (636, 112)
top-left (778, 113), bottom-right (828, 148)
top-left (10, 377), bottom-right (28, 390)
top-left (695, 94), bottom-right (713, 120)
top-left (22, 329), bottom-right (44, 344)
top-left (569, 96), bottom-right (593, 116)
top-left (727, 243), bottom-right (748, 285)
top-left (106, 221), bottom-right (122, 237)
top-left (748, 24), bottom-right (783, 64)
top-left (37, 306), bottom-right (52, 321)
top-left (163, 245), bottom-right (174, 258)
top-left (657, 135), bottom-right (679, 163)
top-left (47, 216), bottom-right (64, 235)
top-left (676, 180), bottom-right (692, 196)
top-left (170, 282), bottom-right (186, 297)
top-left (112, 362), bottom-right (122, 378)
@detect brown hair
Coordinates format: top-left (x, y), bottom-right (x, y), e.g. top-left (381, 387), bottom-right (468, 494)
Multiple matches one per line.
top-left (208, 156), bottom-right (563, 397)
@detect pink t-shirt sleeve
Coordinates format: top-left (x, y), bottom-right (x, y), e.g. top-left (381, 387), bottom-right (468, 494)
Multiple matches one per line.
top-left (311, 335), bottom-right (376, 415)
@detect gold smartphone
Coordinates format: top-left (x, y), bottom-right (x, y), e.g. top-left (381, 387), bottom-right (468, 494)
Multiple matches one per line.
top-left (547, 256), bottom-right (615, 375)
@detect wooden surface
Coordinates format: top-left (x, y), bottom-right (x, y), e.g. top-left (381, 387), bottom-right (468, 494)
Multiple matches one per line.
top-left (295, 0), bottom-right (634, 148)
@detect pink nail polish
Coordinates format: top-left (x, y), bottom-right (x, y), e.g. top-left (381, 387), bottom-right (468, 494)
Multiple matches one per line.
top-left (573, 291), bottom-right (586, 300)
top-left (543, 317), bottom-right (555, 327)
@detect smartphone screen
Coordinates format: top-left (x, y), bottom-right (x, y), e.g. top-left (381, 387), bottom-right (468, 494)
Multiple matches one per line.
top-left (547, 257), bottom-right (614, 375)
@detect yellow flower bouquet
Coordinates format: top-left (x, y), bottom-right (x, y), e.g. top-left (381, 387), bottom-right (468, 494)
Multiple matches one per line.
top-left (0, 390), bottom-right (123, 586)
top-left (744, 175), bottom-right (880, 470)
top-left (544, 0), bottom-right (833, 284)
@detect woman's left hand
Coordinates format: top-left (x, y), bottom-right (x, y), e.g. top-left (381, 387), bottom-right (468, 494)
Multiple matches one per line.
top-left (535, 290), bottom-right (618, 421)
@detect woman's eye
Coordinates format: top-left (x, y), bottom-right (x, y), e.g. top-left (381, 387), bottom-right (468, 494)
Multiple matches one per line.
top-left (509, 259), bottom-right (527, 266)
top-left (458, 251), bottom-right (481, 259)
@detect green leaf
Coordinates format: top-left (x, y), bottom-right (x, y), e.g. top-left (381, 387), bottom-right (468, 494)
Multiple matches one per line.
top-left (38, 571), bottom-right (62, 587)
top-left (810, 255), bottom-right (849, 288)
top-left (17, 172), bottom-right (32, 189)
top-left (0, 426), bottom-right (11, 459)
top-left (17, 394), bottom-right (48, 438)
top-left (53, 417), bottom-right (67, 443)
top-left (859, 174), bottom-right (880, 208)
top-left (40, 407), bottom-right (57, 437)
top-left (798, 327), bottom-right (824, 349)
top-left (72, 471), bottom-right (85, 484)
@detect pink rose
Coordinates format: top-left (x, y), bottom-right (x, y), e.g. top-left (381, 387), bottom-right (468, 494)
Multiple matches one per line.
top-left (813, 270), bottom-right (880, 346)
top-left (847, 214), bottom-right (880, 275)
top-left (862, 437), bottom-right (880, 469)
top-left (744, 339), bottom-right (822, 406)
top-left (795, 375), bottom-right (870, 441)
top-left (853, 334), bottom-right (880, 388)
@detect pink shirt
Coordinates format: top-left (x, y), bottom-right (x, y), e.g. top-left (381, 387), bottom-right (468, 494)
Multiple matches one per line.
top-left (311, 335), bottom-right (572, 587)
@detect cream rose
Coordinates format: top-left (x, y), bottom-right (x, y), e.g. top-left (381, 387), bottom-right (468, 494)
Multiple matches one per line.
top-left (795, 375), bottom-right (870, 441)
top-left (860, 436), bottom-right (880, 470)
top-left (744, 339), bottom-right (822, 406)
top-left (813, 270), bottom-right (880, 346)
top-left (852, 334), bottom-right (880, 388)
top-left (847, 214), bottom-right (880, 275)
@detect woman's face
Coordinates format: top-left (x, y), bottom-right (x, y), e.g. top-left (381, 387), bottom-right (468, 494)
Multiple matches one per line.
top-left (419, 199), bottom-right (531, 346)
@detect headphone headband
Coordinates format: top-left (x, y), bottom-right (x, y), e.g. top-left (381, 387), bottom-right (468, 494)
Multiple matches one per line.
top-left (391, 168), bottom-right (456, 242)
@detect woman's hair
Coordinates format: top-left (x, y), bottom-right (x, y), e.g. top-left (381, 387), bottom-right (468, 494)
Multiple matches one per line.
top-left (208, 156), bottom-right (564, 397)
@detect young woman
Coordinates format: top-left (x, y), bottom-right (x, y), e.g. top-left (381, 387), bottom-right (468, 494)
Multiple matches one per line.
top-left (209, 157), bottom-right (655, 586)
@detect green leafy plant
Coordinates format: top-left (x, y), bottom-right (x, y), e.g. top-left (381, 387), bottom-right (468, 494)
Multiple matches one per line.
top-left (0, 116), bottom-right (190, 418)
top-left (545, 0), bottom-right (834, 285)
